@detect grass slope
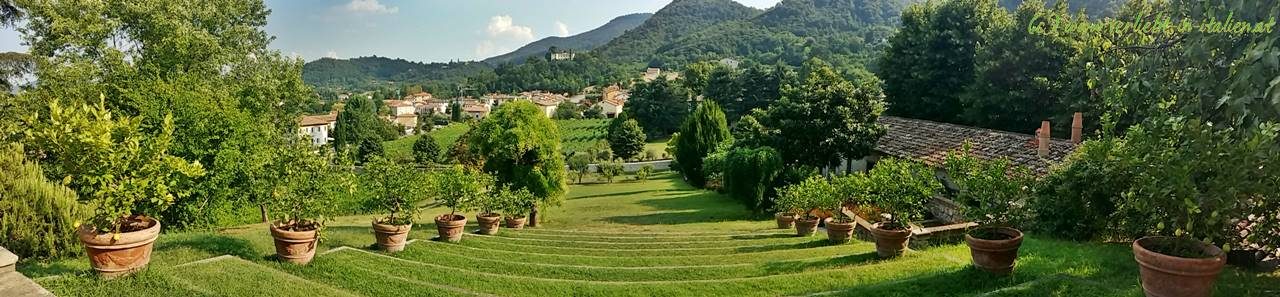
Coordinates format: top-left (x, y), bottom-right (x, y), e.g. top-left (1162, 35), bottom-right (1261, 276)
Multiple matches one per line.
top-left (22, 173), bottom-right (1280, 296)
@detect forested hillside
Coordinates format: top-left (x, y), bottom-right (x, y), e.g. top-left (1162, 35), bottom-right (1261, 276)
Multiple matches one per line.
top-left (301, 56), bottom-right (492, 91)
top-left (592, 0), bottom-right (762, 66)
top-left (483, 13), bottom-right (652, 65)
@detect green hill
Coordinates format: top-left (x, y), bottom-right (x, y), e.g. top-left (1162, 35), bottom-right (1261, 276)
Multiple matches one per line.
top-left (301, 56), bottom-right (491, 90)
top-left (592, 0), bottom-right (762, 66)
top-left (483, 13), bottom-right (653, 65)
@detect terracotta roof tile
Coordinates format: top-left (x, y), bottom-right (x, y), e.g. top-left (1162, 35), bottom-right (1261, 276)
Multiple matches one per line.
top-left (875, 116), bottom-right (1076, 176)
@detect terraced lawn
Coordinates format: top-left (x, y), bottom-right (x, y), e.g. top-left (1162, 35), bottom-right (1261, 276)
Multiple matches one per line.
top-left (20, 173), bottom-right (1280, 296)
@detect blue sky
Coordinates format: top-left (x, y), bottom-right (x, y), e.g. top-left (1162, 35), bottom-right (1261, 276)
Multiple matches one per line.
top-left (0, 0), bottom-right (780, 63)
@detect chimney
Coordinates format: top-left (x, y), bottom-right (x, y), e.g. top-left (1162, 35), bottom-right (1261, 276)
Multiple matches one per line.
top-left (1037, 121), bottom-right (1051, 157)
top-left (1071, 112), bottom-right (1083, 144)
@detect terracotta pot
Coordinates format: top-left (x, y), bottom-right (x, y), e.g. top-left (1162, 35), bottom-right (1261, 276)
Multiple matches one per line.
top-left (775, 212), bottom-right (796, 229)
top-left (476, 214), bottom-right (501, 235)
top-left (794, 217), bottom-right (819, 237)
top-left (77, 218), bottom-right (161, 278)
top-left (270, 225), bottom-right (318, 265)
top-left (825, 220), bottom-right (855, 244)
top-left (1132, 236), bottom-right (1226, 297)
top-left (371, 222), bottom-right (412, 252)
top-left (870, 222), bottom-right (912, 258)
top-left (435, 214), bottom-right (468, 242)
top-left (965, 227), bottom-right (1024, 275)
top-left (504, 216), bottom-right (527, 229)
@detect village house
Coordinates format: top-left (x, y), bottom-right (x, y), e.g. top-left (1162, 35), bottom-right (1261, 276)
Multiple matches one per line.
top-left (596, 85), bottom-right (628, 118)
top-left (641, 68), bottom-right (681, 82)
top-left (383, 100), bottom-right (418, 135)
top-left (404, 91), bottom-right (433, 103)
top-left (548, 48), bottom-right (576, 61)
top-left (462, 102), bottom-right (491, 119)
top-left (297, 113), bottom-right (338, 146)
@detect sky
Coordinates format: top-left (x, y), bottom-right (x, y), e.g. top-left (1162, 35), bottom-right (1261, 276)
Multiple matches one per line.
top-left (0, 0), bottom-right (781, 63)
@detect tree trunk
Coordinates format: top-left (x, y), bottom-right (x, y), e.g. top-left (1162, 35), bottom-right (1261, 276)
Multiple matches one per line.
top-left (259, 205), bottom-right (269, 223)
top-left (529, 204), bottom-right (540, 227)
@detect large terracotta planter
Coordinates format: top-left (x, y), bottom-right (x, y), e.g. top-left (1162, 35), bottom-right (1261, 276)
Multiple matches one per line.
top-left (870, 222), bottom-right (911, 258)
top-left (965, 227), bottom-right (1024, 275)
top-left (1133, 236), bottom-right (1226, 297)
top-left (476, 214), bottom-right (501, 235)
top-left (371, 222), bottom-right (412, 252)
top-left (270, 225), bottom-right (318, 265)
top-left (435, 214), bottom-right (468, 242)
top-left (825, 220), bottom-right (855, 244)
top-left (78, 218), bottom-right (161, 278)
top-left (775, 212), bottom-right (796, 229)
top-left (504, 216), bottom-right (527, 229)
top-left (794, 217), bottom-right (819, 237)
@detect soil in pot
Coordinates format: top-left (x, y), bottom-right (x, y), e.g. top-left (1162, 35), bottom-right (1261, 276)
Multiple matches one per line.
top-left (270, 221), bottom-right (320, 265)
top-left (795, 217), bottom-right (820, 237)
top-left (965, 227), bottom-right (1024, 275)
top-left (78, 216), bottom-right (161, 278)
top-left (775, 212), bottom-right (797, 229)
top-left (870, 222), bottom-right (912, 258)
top-left (504, 216), bottom-right (528, 229)
top-left (477, 213), bottom-right (502, 235)
top-left (1133, 236), bottom-right (1226, 297)
top-left (825, 219), bottom-right (855, 244)
top-left (371, 220), bottom-right (412, 252)
top-left (435, 214), bottom-right (468, 242)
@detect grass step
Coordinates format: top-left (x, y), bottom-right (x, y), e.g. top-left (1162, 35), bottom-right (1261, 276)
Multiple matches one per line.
top-left (311, 246), bottom-right (971, 297)
top-left (509, 228), bottom-right (783, 238)
top-left (492, 230), bottom-right (797, 243)
top-left (456, 234), bottom-right (835, 256)
top-left (38, 256), bottom-right (360, 297)
top-left (466, 232), bottom-right (818, 249)
top-left (391, 242), bottom-right (885, 281)
top-left (420, 239), bottom-right (874, 267)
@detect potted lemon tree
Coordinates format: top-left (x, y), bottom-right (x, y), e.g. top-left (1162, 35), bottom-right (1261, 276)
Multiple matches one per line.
top-left (825, 173), bottom-right (872, 244)
top-left (267, 145), bottom-right (352, 265)
top-left (497, 187), bottom-right (536, 229)
top-left (24, 100), bottom-right (204, 278)
top-left (430, 166), bottom-right (491, 242)
top-left (944, 148), bottom-right (1033, 275)
top-left (866, 158), bottom-right (940, 258)
top-left (475, 186), bottom-right (519, 235)
top-left (774, 176), bottom-right (828, 237)
top-left (362, 157), bottom-right (428, 252)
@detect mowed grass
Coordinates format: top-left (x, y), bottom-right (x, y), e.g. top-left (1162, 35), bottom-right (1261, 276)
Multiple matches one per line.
top-left (382, 123), bottom-right (470, 162)
top-left (21, 173), bottom-right (1280, 296)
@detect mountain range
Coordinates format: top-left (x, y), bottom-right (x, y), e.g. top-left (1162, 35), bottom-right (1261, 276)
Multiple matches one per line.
top-left (482, 13), bottom-right (653, 65)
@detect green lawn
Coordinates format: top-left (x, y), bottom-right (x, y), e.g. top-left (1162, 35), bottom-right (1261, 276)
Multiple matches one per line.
top-left (21, 172), bottom-right (1280, 296)
top-left (383, 123), bottom-right (470, 162)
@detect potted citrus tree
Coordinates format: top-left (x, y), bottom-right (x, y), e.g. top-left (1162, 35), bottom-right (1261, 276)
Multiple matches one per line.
top-left (362, 157), bottom-right (428, 252)
top-left (474, 186), bottom-right (511, 235)
top-left (430, 165), bottom-right (491, 242)
top-left (267, 145), bottom-right (351, 265)
top-left (774, 176), bottom-right (828, 237)
top-left (25, 100), bottom-right (204, 278)
top-left (866, 158), bottom-right (940, 258)
top-left (498, 187), bottom-right (536, 229)
top-left (825, 173), bottom-right (871, 244)
top-left (944, 148), bottom-right (1033, 275)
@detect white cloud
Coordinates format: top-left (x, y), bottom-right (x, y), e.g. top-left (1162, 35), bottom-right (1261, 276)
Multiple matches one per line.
top-left (325, 50), bottom-right (339, 59)
top-left (486, 15), bottom-right (534, 41)
top-left (343, 0), bottom-right (398, 14)
top-left (475, 15), bottom-right (536, 59)
top-left (555, 21), bottom-right (570, 37)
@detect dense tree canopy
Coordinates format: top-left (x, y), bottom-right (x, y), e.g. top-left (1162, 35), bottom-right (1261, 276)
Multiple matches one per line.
top-left (674, 101), bottom-right (732, 187)
top-left (764, 58), bottom-right (887, 168)
top-left (465, 101), bottom-right (568, 208)
top-left (626, 77), bottom-right (691, 138)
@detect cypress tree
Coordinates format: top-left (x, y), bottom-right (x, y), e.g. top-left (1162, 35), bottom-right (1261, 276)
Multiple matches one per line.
top-left (674, 101), bottom-right (731, 187)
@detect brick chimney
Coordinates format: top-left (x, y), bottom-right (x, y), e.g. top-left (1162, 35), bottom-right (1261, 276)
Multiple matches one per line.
top-left (1071, 112), bottom-right (1083, 144)
top-left (1037, 120), bottom-right (1051, 157)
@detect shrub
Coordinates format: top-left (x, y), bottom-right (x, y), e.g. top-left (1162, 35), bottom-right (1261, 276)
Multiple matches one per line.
top-left (644, 149), bottom-right (660, 161)
top-left (635, 165), bottom-right (654, 181)
top-left (362, 157), bottom-right (429, 226)
top-left (723, 147), bottom-right (783, 213)
top-left (20, 99), bottom-right (204, 234)
top-left (598, 159), bottom-right (625, 183)
top-left (866, 158), bottom-right (940, 228)
top-left (774, 176), bottom-right (833, 220)
top-left (411, 135), bottom-right (441, 166)
top-left (700, 140), bottom-right (734, 191)
top-left (943, 145), bottom-right (1034, 228)
top-left (1032, 138), bottom-right (1127, 240)
top-left (0, 144), bottom-right (82, 259)
top-left (674, 102), bottom-right (731, 187)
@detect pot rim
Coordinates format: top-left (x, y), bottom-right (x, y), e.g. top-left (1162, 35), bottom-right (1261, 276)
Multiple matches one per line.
top-left (965, 227), bottom-right (1024, 243)
top-left (776, 212), bottom-right (797, 217)
top-left (372, 221), bottom-right (413, 233)
top-left (1133, 236), bottom-right (1226, 264)
top-left (436, 214), bottom-right (467, 222)
top-left (270, 224), bottom-right (319, 241)
top-left (77, 218), bottom-right (161, 248)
